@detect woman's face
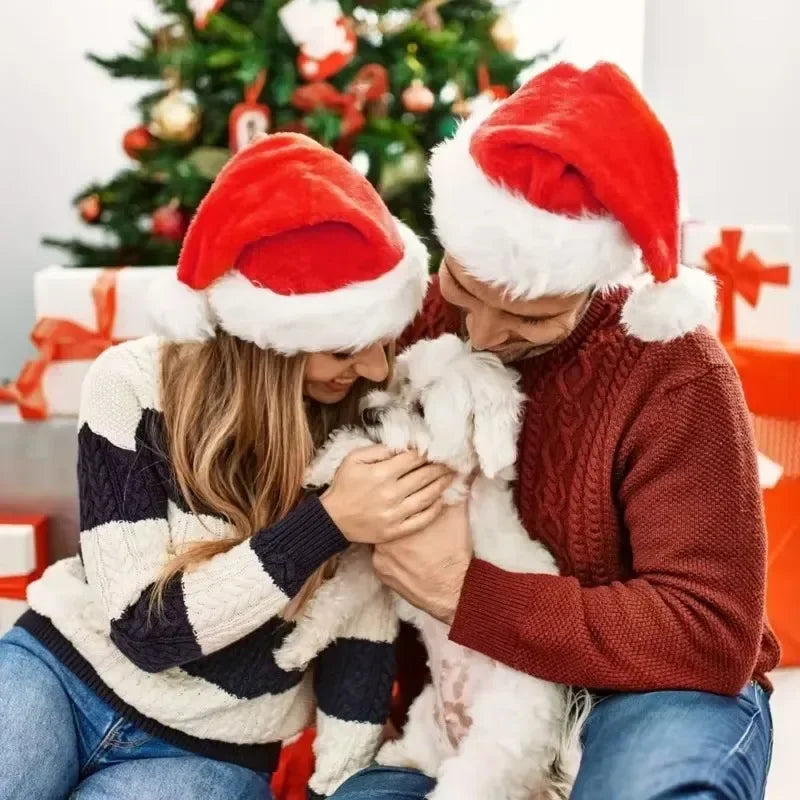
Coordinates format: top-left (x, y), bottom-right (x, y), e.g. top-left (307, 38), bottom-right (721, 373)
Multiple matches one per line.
top-left (304, 342), bottom-right (390, 404)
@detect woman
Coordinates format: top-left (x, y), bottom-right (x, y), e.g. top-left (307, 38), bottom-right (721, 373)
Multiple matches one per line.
top-left (0, 134), bottom-right (448, 800)
top-left (331, 63), bottom-right (778, 800)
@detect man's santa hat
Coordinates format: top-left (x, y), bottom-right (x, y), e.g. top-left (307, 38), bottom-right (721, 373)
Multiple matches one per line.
top-left (150, 133), bottom-right (429, 353)
top-left (429, 62), bottom-right (716, 342)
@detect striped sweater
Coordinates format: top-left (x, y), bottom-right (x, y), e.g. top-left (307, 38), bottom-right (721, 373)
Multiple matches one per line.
top-left (22, 336), bottom-right (398, 797)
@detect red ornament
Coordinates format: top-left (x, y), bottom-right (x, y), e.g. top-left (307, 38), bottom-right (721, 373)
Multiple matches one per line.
top-left (152, 203), bottom-right (189, 242)
top-left (79, 194), bottom-right (102, 223)
top-left (402, 80), bottom-right (435, 113)
top-left (297, 19), bottom-right (356, 81)
top-left (123, 125), bottom-right (155, 159)
top-left (229, 70), bottom-right (271, 154)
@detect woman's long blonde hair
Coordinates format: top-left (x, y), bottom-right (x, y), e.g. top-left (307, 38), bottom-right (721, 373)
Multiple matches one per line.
top-left (152, 330), bottom-right (388, 620)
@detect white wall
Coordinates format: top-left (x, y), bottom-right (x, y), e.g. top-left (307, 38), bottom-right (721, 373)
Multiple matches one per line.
top-left (643, 0), bottom-right (800, 338)
top-left (514, 0), bottom-right (646, 85)
top-left (0, 0), bottom-right (159, 381)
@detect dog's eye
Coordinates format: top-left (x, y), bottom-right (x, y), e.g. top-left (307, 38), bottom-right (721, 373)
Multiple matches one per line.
top-left (412, 400), bottom-right (424, 418)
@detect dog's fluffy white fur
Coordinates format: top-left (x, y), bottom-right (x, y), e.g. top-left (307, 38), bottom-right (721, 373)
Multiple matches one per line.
top-left (275, 334), bottom-right (590, 800)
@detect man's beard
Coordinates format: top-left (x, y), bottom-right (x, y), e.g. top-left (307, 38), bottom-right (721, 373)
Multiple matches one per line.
top-left (459, 316), bottom-right (568, 364)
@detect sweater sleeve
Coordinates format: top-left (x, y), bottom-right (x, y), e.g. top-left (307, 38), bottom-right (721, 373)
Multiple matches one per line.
top-left (77, 346), bottom-right (347, 673)
top-left (449, 365), bottom-right (768, 696)
top-left (310, 586), bottom-right (399, 797)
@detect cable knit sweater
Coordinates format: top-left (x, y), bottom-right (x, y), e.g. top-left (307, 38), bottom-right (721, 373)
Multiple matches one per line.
top-left (21, 336), bottom-right (398, 797)
top-left (398, 279), bottom-right (780, 702)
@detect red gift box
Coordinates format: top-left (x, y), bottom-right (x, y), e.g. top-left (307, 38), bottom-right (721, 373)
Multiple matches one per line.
top-left (726, 342), bottom-right (800, 666)
top-left (0, 514), bottom-right (48, 600)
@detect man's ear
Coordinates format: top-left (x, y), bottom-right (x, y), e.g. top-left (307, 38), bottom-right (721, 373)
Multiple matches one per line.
top-left (465, 354), bottom-right (524, 479)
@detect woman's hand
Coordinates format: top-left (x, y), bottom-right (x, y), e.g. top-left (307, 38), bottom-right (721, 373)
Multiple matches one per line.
top-left (320, 445), bottom-right (453, 545)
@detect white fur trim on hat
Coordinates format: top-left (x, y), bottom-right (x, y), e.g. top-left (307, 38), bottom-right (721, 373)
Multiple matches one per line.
top-left (621, 265), bottom-right (717, 342)
top-left (149, 220), bottom-right (430, 354)
top-left (429, 112), bottom-right (640, 298)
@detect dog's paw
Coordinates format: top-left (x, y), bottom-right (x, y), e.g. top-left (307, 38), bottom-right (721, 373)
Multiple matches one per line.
top-left (274, 630), bottom-right (321, 672)
top-left (376, 740), bottom-right (423, 771)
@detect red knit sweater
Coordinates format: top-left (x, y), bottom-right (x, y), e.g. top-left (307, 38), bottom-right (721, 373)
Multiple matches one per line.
top-left (398, 279), bottom-right (780, 699)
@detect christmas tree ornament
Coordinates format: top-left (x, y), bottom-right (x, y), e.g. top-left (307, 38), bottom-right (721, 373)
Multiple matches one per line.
top-left (79, 194), bottom-right (101, 224)
top-left (153, 20), bottom-right (189, 52)
top-left (122, 125), bottom-right (155, 159)
top-left (351, 151), bottom-right (370, 176)
top-left (229, 70), bottom-right (271, 154)
top-left (189, 0), bottom-right (227, 30)
top-left (151, 202), bottom-right (189, 242)
top-left (353, 8), bottom-right (382, 46)
top-left (149, 75), bottom-right (202, 143)
top-left (402, 80), bottom-right (435, 113)
top-left (279, 0), bottom-right (356, 81)
top-left (490, 14), bottom-right (517, 53)
top-left (292, 64), bottom-right (389, 141)
top-left (379, 9), bottom-right (414, 34)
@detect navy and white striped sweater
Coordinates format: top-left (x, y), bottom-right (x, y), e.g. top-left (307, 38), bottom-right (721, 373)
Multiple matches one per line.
top-left (22, 336), bottom-right (398, 796)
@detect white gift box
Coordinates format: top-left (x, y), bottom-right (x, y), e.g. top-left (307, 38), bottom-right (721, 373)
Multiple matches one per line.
top-left (0, 599), bottom-right (27, 636)
top-left (29, 266), bottom-right (174, 417)
top-left (680, 222), bottom-right (796, 343)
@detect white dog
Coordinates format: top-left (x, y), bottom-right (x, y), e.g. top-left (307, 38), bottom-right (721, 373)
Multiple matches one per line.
top-left (275, 334), bottom-right (590, 800)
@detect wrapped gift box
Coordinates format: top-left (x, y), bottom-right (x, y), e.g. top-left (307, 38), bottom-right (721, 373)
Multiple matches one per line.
top-left (681, 223), bottom-right (796, 343)
top-left (2, 266), bottom-right (173, 419)
top-left (0, 515), bottom-right (48, 635)
top-left (726, 341), bottom-right (800, 666)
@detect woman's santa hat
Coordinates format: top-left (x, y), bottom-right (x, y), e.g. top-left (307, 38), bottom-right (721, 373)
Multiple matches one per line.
top-left (429, 62), bottom-right (716, 342)
top-left (150, 133), bottom-right (429, 354)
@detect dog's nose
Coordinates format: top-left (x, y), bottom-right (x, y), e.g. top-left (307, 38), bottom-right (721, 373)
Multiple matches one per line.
top-left (361, 406), bottom-right (382, 427)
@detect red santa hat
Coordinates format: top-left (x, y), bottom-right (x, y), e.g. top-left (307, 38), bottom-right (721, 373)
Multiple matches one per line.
top-left (429, 62), bottom-right (716, 342)
top-left (150, 133), bottom-right (429, 354)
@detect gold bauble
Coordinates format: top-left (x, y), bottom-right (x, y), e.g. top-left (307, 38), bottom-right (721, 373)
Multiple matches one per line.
top-left (149, 88), bottom-right (202, 143)
top-left (491, 14), bottom-right (517, 53)
top-left (153, 20), bottom-right (189, 52)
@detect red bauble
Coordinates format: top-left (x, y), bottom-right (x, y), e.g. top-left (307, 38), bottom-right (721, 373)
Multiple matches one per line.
top-left (152, 204), bottom-right (189, 241)
top-left (79, 194), bottom-right (102, 223)
top-left (123, 125), bottom-right (155, 159)
top-left (402, 80), bottom-right (435, 113)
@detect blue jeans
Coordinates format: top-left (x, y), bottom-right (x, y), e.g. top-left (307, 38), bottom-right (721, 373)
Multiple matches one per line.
top-left (330, 683), bottom-right (773, 800)
top-left (0, 627), bottom-right (273, 800)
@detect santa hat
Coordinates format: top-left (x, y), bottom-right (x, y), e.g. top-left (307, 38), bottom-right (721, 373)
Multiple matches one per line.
top-left (429, 62), bottom-right (716, 342)
top-left (150, 133), bottom-right (429, 354)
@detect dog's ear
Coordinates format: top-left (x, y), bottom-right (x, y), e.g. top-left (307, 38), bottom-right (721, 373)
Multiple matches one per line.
top-left (465, 354), bottom-right (524, 479)
top-left (420, 369), bottom-right (474, 467)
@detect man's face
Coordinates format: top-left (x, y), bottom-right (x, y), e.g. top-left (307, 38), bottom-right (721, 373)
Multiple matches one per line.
top-left (438, 255), bottom-right (592, 364)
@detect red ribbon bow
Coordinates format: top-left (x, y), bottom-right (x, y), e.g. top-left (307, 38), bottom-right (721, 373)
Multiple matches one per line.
top-left (291, 64), bottom-right (390, 138)
top-left (0, 269), bottom-right (121, 420)
top-left (703, 228), bottom-right (790, 341)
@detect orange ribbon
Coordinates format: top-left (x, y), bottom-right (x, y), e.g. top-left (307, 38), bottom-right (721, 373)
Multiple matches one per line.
top-left (291, 64), bottom-right (390, 138)
top-left (703, 228), bottom-right (790, 341)
top-left (0, 269), bottom-right (121, 420)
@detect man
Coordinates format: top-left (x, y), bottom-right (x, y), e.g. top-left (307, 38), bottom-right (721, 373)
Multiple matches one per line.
top-left (331, 62), bottom-right (778, 800)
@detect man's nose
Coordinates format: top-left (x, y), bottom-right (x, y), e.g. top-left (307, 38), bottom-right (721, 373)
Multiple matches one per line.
top-left (466, 308), bottom-right (509, 351)
top-left (353, 343), bottom-right (389, 383)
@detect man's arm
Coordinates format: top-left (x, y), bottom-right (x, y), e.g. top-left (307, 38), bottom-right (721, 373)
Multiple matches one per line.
top-left (449, 364), bottom-right (767, 696)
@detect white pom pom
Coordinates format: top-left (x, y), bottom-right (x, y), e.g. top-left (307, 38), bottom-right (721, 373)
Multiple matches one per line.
top-left (148, 272), bottom-right (215, 342)
top-left (621, 266), bottom-right (717, 342)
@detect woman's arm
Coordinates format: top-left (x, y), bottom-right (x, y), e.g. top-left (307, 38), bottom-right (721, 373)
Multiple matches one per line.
top-left (450, 365), bottom-right (767, 696)
top-left (310, 587), bottom-right (399, 798)
top-left (78, 347), bottom-right (347, 673)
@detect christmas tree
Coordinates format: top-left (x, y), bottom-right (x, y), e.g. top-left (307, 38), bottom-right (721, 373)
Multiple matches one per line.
top-left (45, 0), bottom-right (552, 267)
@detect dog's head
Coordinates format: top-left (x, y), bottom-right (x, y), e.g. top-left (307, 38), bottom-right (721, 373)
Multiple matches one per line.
top-left (360, 334), bottom-right (524, 479)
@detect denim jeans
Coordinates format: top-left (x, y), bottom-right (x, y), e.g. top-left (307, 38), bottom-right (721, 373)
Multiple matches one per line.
top-left (0, 626), bottom-right (273, 800)
top-left (330, 682), bottom-right (773, 800)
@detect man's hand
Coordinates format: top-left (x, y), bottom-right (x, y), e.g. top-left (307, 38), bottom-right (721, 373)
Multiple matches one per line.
top-left (372, 501), bottom-right (472, 624)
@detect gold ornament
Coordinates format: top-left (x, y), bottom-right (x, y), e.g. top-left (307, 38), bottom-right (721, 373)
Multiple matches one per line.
top-left (149, 87), bottom-right (202, 143)
top-left (153, 20), bottom-right (189, 52)
top-left (491, 14), bottom-right (517, 53)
